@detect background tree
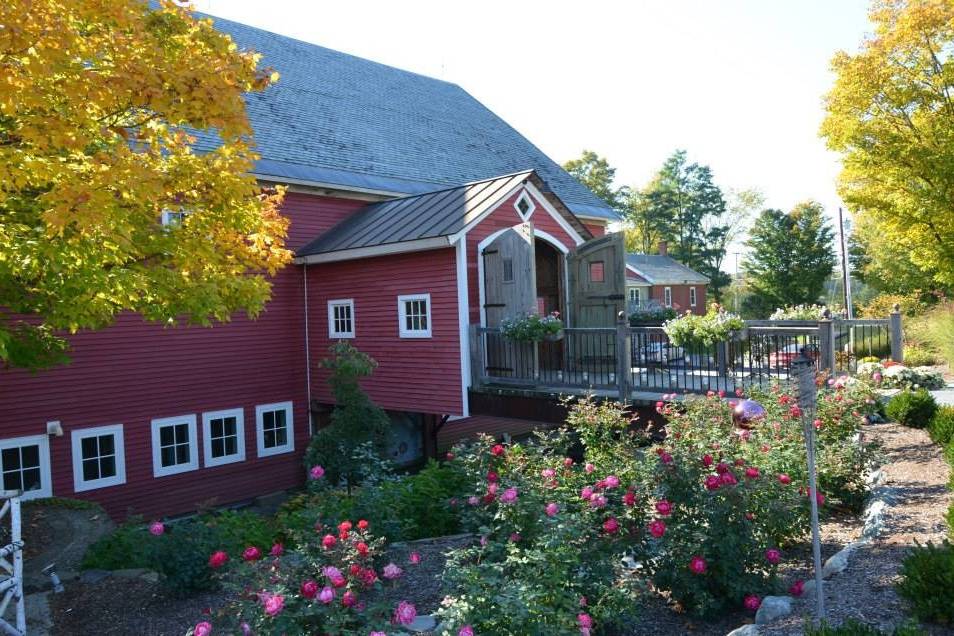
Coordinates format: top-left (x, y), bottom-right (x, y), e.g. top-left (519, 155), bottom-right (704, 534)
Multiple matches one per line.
top-left (742, 201), bottom-right (835, 316)
top-left (563, 150), bottom-right (623, 211)
top-left (821, 0), bottom-right (954, 291)
top-left (0, 0), bottom-right (290, 369)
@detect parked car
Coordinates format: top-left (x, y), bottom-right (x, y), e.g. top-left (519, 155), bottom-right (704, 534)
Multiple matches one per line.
top-left (768, 343), bottom-right (819, 368)
top-left (634, 340), bottom-right (685, 365)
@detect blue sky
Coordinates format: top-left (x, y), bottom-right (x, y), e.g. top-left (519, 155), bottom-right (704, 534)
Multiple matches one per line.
top-left (197, 0), bottom-right (872, 223)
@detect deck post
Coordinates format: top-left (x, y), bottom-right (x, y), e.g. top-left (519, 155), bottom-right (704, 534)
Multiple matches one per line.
top-left (616, 312), bottom-right (631, 401)
top-left (890, 303), bottom-right (903, 363)
top-left (817, 314), bottom-right (835, 374)
top-left (469, 324), bottom-right (485, 388)
top-left (716, 341), bottom-right (728, 375)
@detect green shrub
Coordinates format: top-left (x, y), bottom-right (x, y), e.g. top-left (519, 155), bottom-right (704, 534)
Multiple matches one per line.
top-left (903, 345), bottom-right (940, 368)
top-left (897, 540), bottom-right (954, 624)
top-left (929, 406), bottom-right (954, 445)
top-left (946, 501), bottom-right (954, 539)
top-left (885, 390), bottom-right (938, 428)
top-left (912, 303), bottom-right (954, 367)
top-left (392, 459), bottom-right (468, 540)
top-left (81, 516), bottom-right (153, 571)
top-left (804, 618), bottom-right (925, 635)
top-left (303, 342), bottom-right (392, 491)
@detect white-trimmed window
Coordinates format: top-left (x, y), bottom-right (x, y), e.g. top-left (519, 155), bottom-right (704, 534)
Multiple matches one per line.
top-left (71, 425), bottom-right (126, 492)
top-left (327, 299), bottom-right (355, 339)
top-left (629, 287), bottom-right (640, 304)
top-left (0, 435), bottom-right (52, 500)
top-left (689, 286), bottom-right (697, 307)
top-left (664, 286), bottom-right (673, 308)
top-left (151, 415), bottom-right (198, 477)
top-left (514, 191), bottom-right (535, 220)
top-left (256, 401), bottom-right (294, 457)
top-left (398, 294), bottom-right (432, 338)
top-left (202, 408), bottom-right (246, 468)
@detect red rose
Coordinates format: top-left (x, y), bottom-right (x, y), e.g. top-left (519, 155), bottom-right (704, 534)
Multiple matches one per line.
top-left (208, 550), bottom-right (228, 568)
top-left (242, 546), bottom-right (261, 562)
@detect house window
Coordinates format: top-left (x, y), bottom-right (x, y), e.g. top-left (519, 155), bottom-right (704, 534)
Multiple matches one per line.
top-left (328, 299), bottom-right (355, 339)
top-left (690, 286), bottom-right (697, 307)
top-left (589, 261), bottom-right (605, 283)
top-left (256, 402), bottom-right (294, 457)
top-left (71, 425), bottom-right (126, 492)
top-left (160, 209), bottom-right (189, 227)
top-left (398, 294), bottom-right (432, 338)
top-left (502, 258), bottom-right (514, 283)
top-left (202, 408), bottom-right (246, 468)
top-left (629, 288), bottom-right (640, 304)
top-left (514, 192), bottom-right (535, 219)
top-left (0, 435), bottom-right (52, 500)
top-left (664, 287), bottom-right (673, 308)
top-left (151, 415), bottom-right (198, 477)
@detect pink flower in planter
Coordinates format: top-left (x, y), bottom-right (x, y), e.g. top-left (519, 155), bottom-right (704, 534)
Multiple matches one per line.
top-left (648, 519), bottom-right (666, 538)
top-left (702, 454), bottom-right (714, 467)
top-left (689, 556), bottom-right (707, 574)
top-left (409, 551), bottom-right (421, 565)
top-left (743, 594), bottom-right (761, 611)
top-left (342, 590), bottom-right (357, 607)
top-left (382, 563), bottom-right (403, 580)
top-left (242, 546), bottom-right (262, 562)
top-left (765, 548), bottom-right (781, 564)
top-left (269, 543), bottom-right (284, 557)
top-left (194, 622), bottom-right (212, 636)
top-left (458, 626), bottom-right (475, 636)
top-left (623, 490), bottom-right (636, 507)
top-left (585, 462), bottom-right (595, 474)
top-left (545, 502), bottom-right (560, 517)
top-left (300, 579), bottom-right (319, 599)
top-left (745, 467), bottom-right (760, 480)
top-left (704, 475), bottom-right (721, 491)
top-left (309, 465), bottom-right (325, 480)
top-left (788, 579), bottom-right (805, 597)
top-left (208, 551), bottom-right (228, 568)
top-left (778, 473), bottom-right (791, 485)
top-left (603, 517), bottom-right (620, 534)
top-left (148, 521), bottom-right (165, 536)
top-left (604, 475), bottom-right (620, 489)
top-left (263, 593), bottom-right (284, 617)
top-left (655, 500), bottom-right (673, 516)
top-left (500, 487), bottom-right (519, 504)
top-left (321, 534), bottom-right (337, 550)
top-left (393, 600), bottom-right (417, 625)
top-left (873, 372), bottom-right (883, 383)
top-left (319, 586), bottom-right (335, 604)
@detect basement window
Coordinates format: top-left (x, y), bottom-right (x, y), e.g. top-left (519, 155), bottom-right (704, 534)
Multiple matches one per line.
top-left (0, 435), bottom-right (52, 500)
top-left (151, 415), bottom-right (198, 477)
top-left (72, 424), bottom-right (126, 492)
top-left (202, 408), bottom-right (246, 468)
top-left (256, 401), bottom-right (294, 457)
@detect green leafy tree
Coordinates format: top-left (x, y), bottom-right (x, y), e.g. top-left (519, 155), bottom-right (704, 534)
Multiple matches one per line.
top-left (304, 342), bottom-right (392, 492)
top-left (563, 150), bottom-right (622, 210)
top-left (742, 201), bottom-right (835, 317)
top-left (821, 0), bottom-right (954, 290)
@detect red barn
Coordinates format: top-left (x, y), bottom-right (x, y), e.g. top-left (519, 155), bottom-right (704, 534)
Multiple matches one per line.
top-left (0, 12), bottom-right (620, 519)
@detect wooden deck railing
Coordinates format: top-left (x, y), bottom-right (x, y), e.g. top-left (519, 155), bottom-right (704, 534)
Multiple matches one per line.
top-left (469, 312), bottom-right (902, 399)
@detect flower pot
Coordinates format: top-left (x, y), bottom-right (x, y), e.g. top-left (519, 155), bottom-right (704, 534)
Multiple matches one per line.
top-left (544, 331), bottom-right (565, 343)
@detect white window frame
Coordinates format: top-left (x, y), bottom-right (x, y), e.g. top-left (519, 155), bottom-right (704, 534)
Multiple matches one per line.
top-left (327, 298), bottom-right (356, 339)
top-left (664, 286), bottom-right (673, 308)
top-left (151, 414), bottom-right (199, 478)
top-left (629, 287), bottom-right (640, 303)
top-left (256, 401), bottom-right (295, 458)
top-left (202, 408), bottom-right (246, 468)
top-left (689, 286), bottom-right (697, 307)
top-left (0, 434), bottom-right (52, 500)
top-left (514, 190), bottom-right (536, 220)
top-left (71, 424), bottom-right (126, 492)
top-left (398, 293), bottom-right (432, 338)
top-left (160, 209), bottom-right (189, 227)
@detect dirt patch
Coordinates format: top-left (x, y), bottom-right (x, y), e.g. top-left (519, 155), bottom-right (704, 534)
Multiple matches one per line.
top-left (762, 420), bottom-right (954, 635)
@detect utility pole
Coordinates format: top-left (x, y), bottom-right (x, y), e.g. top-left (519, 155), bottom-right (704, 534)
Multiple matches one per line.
top-left (838, 207), bottom-right (853, 319)
top-left (732, 252), bottom-right (742, 313)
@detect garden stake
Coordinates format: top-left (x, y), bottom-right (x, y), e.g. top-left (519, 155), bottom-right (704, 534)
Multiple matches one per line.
top-left (792, 350), bottom-right (825, 622)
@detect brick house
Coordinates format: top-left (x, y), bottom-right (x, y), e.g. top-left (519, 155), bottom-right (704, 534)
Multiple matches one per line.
top-left (626, 242), bottom-right (710, 316)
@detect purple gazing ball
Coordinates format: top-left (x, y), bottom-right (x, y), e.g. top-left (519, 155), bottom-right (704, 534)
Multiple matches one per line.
top-left (732, 399), bottom-right (767, 428)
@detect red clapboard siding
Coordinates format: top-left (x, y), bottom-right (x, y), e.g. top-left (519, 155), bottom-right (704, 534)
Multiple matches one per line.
top-left (583, 221), bottom-right (606, 237)
top-left (307, 248), bottom-right (463, 416)
top-left (466, 189), bottom-right (581, 324)
top-left (0, 192), bottom-right (369, 520)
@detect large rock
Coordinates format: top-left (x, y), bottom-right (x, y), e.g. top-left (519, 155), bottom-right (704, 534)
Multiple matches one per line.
top-left (862, 499), bottom-right (888, 538)
top-left (726, 624), bottom-right (760, 636)
top-left (822, 540), bottom-right (867, 578)
top-left (755, 596), bottom-right (793, 624)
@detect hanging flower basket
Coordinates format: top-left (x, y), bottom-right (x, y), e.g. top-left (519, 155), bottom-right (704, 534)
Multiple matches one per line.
top-left (501, 312), bottom-right (564, 343)
top-left (662, 307), bottom-right (745, 348)
top-left (543, 330), bottom-right (565, 343)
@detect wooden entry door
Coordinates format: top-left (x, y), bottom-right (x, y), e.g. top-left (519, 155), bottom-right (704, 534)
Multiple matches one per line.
top-left (568, 232), bottom-right (626, 327)
top-left (482, 222), bottom-right (536, 328)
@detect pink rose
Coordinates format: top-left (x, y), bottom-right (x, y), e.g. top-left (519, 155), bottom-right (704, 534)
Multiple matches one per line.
top-left (580, 486), bottom-right (594, 500)
top-left (578, 613), bottom-right (593, 628)
top-left (322, 534), bottom-right (337, 549)
top-left (704, 475), bottom-right (721, 491)
top-left (194, 622), bottom-right (212, 636)
top-left (309, 465), bottom-right (325, 480)
top-left (604, 475), bottom-right (620, 489)
top-left (720, 472), bottom-right (738, 486)
top-left (491, 444), bottom-right (505, 457)
top-left (300, 579), bottom-right (318, 599)
top-left (689, 556), bottom-right (706, 574)
top-left (564, 457), bottom-right (574, 467)
top-left (541, 468), bottom-right (556, 479)
top-left (778, 473), bottom-right (791, 485)
top-left (655, 500), bottom-right (672, 516)
top-left (765, 548), bottom-right (781, 564)
top-left (318, 586), bottom-right (335, 604)
top-left (745, 467), bottom-right (760, 480)
top-left (545, 502), bottom-right (559, 517)
top-left (702, 453), bottom-right (714, 467)
top-left (623, 490), bottom-right (636, 506)
top-left (744, 594), bottom-right (761, 611)
top-left (393, 600), bottom-right (417, 625)
top-left (500, 487), bottom-right (519, 504)
top-left (382, 563), bottom-right (403, 580)
top-left (788, 580), bottom-right (805, 597)
top-left (602, 517), bottom-right (619, 534)
top-left (467, 496), bottom-right (479, 506)
top-left (270, 543), bottom-right (284, 557)
top-left (585, 462), bottom-right (595, 474)
top-left (409, 551), bottom-right (421, 565)
top-left (148, 521), bottom-right (165, 536)
top-left (459, 627), bottom-right (475, 636)
top-left (242, 546), bottom-right (261, 562)
top-left (263, 594), bottom-right (284, 617)
top-left (648, 519), bottom-right (666, 538)
top-left (342, 590), bottom-right (357, 607)
top-left (208, 551), bottom-right (228, 568)
top-left (716, 462), bottom-right (729, 474)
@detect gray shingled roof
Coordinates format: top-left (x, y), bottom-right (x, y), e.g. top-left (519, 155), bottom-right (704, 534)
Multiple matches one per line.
top-left (194, 12), bottom-right (618, 221)
top-left (626, 254), bottom-right (710, 285)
